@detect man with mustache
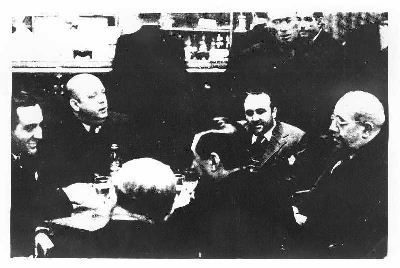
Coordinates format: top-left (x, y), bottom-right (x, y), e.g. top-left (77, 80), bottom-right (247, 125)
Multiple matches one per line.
top-left (243, 91), bottom-right (305, 175)
top-left (292, 91), bottom-right (387, 258)
top-left (42, 73), bottom-right (137, 185)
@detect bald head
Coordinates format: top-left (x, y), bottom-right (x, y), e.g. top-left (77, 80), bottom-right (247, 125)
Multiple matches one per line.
top-left (336, 91), bottom-right (385, 128)
top-left (66, 73), bottom-right (104, 101)
top-left (329, 91), bottom-right (385, 150)
top-left (66, 74), bottom-right (108, 125)
top-left (112, 158), bottom-right (177, 222)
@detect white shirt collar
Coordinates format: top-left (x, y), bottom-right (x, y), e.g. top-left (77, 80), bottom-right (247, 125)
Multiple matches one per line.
top-left (251, 120), bottom-right (276, 144)
top-left (82, 123), bottom-right (101, 134)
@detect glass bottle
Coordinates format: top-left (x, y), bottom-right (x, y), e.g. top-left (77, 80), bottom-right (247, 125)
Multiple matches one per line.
top-left (109, 143), bottom-right (122, 176)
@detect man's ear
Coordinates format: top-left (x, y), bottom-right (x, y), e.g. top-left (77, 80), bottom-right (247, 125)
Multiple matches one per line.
top-left (361, 122), bottom-right (374, 138)
top-left (69, 98), bottom-right (80, 112)
top-left (272, 107), bottom-right (277, 119)
top-left (210, 152), bottom-right (221, 172)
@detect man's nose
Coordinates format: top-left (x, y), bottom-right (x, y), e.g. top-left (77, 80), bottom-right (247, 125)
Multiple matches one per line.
top-left (34, 126), bottom-right (43, 139)
top-left (190, 160), bottom-right (197, 169)
top-left (99, 94), bottom-right (107, 104)
top-left (328, 120), bottom-right (338, 133)
top-left (251, 113), bottom-right (261, 121)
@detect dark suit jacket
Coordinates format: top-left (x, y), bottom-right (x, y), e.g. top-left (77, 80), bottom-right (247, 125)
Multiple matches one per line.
top-left (11, 154), bottom-right (73, 257)
top-left (111, 25), bottom-right (195, 168)
top-left (41, 110), bottom-right (138, 187)
top-left (245, 121), bottom-right (306, 169)
top-left (226, 26), bottom-right (294, 92)
top-left (296, 132), bottom-right (387, 258)
top-left (170, 169), bottom-right (298, 258)
top-left (50, 219), bottom-right (178, 258)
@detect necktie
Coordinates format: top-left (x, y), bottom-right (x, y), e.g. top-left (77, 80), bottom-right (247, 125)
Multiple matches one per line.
top-left (250, 136), bottom-right (265, 161)
top-left (90, 125), bottom-right (98, 135)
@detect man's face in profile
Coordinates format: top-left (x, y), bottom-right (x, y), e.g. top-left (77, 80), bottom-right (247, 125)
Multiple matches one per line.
top-left (12, 104), bottom-right (43, 155)
top-left (329, 103), bottom-right (364, 150)
top-left (69, 76), bottom-right (109, 125)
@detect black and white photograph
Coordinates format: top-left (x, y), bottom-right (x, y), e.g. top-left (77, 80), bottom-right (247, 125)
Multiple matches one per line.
top-left (5, 0), bottom-right (397, 262)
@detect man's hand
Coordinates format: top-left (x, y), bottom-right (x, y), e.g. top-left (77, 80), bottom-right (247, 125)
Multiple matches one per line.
top-left (34, 232), bottom-right (54, 257)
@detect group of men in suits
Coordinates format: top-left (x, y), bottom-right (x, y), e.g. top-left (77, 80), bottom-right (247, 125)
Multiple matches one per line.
top-left (11, 70), bottom-right (387, 258)
top-left (10, 11), bottom-right (388, 258)
top-left (11, 75), bottom-right (185, 257)
top-left (178, 89), bottom-right (387, 258)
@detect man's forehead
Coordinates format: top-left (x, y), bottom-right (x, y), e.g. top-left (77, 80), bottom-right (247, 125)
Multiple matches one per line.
top-left (269, 11), bottom-right (296, 21)
top-left (244, 94), bottom-right (271, 108)
top-left (69, 76), bottom-right (105, 97)
top-left (16, 104), bottom-right (43, 124)
top-left (191, 132), bottom-right (204, 154)
top-left (333, 101), bottom-right (356, 120)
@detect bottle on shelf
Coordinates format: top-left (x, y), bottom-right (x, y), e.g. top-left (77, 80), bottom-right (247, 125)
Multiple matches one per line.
top-left (216, 33), bottom-right (224, 48)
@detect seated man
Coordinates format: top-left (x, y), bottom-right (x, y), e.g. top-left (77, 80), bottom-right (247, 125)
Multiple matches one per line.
top-left (170, 121), bottom-right (298, 258)
top-left (42, 73), bottom-right (138, 186)
top-left (293, 91), bottom-right (387, 258)
top-left (50, 158), bottom-right (178, 258)
top-left (242, 91), bottom-right (305, 182)
top-left (11, 90), bottom-right (104, 257)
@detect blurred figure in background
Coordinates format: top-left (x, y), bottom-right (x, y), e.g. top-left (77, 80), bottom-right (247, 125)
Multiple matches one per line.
top-left (282, 11), bottom-right (345, 134)
top-left (111, 13), bottom-right (194, 169)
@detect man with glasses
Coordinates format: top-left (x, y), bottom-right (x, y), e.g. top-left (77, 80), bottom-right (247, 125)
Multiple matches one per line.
top-left (243, 91), bottom-right (305, 174)
top-left (292, 91), bottom-right (387, 258)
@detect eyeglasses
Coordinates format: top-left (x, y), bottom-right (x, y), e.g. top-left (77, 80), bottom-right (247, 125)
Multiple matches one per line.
top-left (330, 114), bottom-right (366, 128)
top-left (330, 114), bottom-right (353, 128)
top-left (245, 108), bottom-right (267, 117)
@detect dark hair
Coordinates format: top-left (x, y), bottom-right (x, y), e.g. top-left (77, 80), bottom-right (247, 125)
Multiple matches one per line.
top-left (195, 123), bottom-right (249, 170)
top-left (11, 90), bottom-right (40, 131)
top-left (245, 89), bottom-right (276, 108)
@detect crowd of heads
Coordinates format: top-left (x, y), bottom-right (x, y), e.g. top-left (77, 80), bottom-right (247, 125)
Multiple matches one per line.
top-left (266, 11), bottom-right (322, 43)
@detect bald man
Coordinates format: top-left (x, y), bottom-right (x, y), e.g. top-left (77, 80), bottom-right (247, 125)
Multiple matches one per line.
top-left (41, 74), bottom-right (138, 185)
top-left (292, 91), bottom-right (387, 258)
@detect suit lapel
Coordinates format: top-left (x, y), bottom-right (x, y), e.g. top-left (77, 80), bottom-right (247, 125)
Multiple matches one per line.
top-left (261, 122), bottom-right (288, 164)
